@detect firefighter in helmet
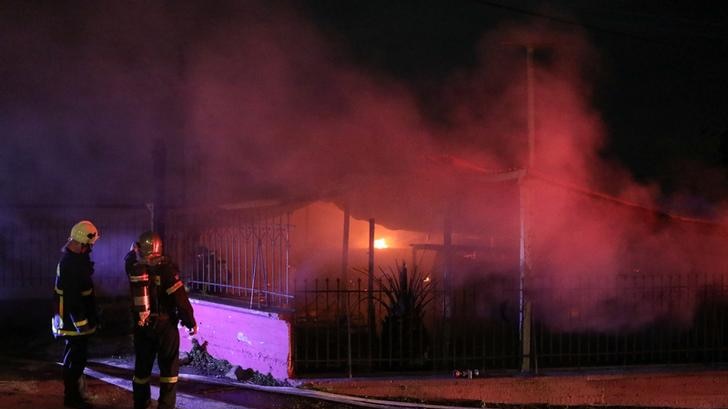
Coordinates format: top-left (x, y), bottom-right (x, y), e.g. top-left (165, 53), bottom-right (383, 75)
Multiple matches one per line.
top-left (52, 220), bottom-right (100, 409)
top-left (125, 231), bottom-right (197, 409)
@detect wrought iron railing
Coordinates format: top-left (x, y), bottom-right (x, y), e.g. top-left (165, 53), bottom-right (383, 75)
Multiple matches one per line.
top-left (167, 211), bottom-right (293, 310)
top-left (292, 272), bottom-right (728, 376)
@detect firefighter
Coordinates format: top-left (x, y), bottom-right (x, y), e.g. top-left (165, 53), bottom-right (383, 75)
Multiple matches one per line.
top-left (125, 231), bottom-right (197, 409)
top-left (52, 220), bottom-right (100, 409)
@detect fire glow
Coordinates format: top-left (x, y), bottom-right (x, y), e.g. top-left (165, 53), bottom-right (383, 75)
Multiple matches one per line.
top-left (374, 238), bottom-right (389, 249)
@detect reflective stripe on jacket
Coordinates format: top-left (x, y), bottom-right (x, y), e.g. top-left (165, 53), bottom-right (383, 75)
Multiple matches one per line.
top-left (124, 251), bottom-right (196, 329)
top-left (52, 247), bottom-right (96, 337)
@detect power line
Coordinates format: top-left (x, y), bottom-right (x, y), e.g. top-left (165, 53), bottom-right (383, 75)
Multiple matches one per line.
top-left (566, 1), bottom-right (728, 34)
top-left (470, 0), bottom-right (728, 52)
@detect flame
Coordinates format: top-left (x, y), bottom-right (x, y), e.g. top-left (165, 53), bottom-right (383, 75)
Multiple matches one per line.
top-left (374, 238), bottom-right (389, 249)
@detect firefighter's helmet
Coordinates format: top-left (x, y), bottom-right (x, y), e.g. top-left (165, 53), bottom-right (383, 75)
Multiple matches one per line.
top-left (69, 220), bottom-right (100, 245)
top-left (137, 231), bottom-right (163, 262)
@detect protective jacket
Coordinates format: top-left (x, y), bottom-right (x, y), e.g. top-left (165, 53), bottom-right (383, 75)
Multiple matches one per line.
top-left (124, 251), bottom-right (195, 329)
top-left (52, 247), bottom-right (97, 337)
top-left (125, 250), bottom-right (196, 409)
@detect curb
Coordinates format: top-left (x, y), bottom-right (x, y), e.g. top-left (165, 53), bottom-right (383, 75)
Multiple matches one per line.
top-left (89, 359), bottom-right (485, 409)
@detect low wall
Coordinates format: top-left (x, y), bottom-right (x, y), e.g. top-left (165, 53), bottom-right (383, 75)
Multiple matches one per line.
top-left (178, 298), bottom-right (292, 380)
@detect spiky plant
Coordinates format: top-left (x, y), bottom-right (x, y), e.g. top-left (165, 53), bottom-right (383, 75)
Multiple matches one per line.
top-left (376, 261), bottom-right (434, 367)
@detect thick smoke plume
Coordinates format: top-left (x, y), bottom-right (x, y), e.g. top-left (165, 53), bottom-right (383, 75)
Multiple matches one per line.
top-left (2, 2), bottom-right (726, 328)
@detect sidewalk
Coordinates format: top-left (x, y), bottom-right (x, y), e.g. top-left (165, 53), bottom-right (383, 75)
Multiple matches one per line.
top-left (5, 321), bottom-right (728, 409)
top-left (0, 357), bottom-right (134, 409)
top-left (305, 367), bottom-right (728, 408)
top-left (0, 357), bottom-right (262, 409)
top-left (5, 354), bottom-right (728, 409)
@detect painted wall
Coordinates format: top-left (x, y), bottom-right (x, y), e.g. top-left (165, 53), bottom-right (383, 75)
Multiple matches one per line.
top-left (178, 298), bottom-right (292, 380)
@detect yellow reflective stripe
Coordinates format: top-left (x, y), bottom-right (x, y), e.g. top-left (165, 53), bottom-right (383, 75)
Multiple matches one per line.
top-left (57, 263), bottom-right (61, 276)
top-left (133, 376), bottom-right (150, 384)
top-left (134, 296), bottom-right (150, 306)
top-left (166, 281), bottom-right (183, 295)
top-left (74, 319), bottom-right (88, 327)
top-left (55, 288), bottom-right (92, 296)
top-left (59, 295), bottom-right (64, 320)
top-left (159, 376), bottom-right (178, 383)
top-left (129, 274), bottom-right (149, 282)
top-left (54, 327), bottom-right (96, 336)
top-left (154, 276), bottom-right (161, 286)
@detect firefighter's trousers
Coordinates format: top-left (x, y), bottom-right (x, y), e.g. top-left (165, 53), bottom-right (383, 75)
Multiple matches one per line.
top-left (132, 318), bottom-right (180, 409)
top-left (62, 335), bottom-right (89, 401)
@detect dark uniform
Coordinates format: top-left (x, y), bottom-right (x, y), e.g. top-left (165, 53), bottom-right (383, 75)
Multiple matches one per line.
top-left (125, 250), bottom-right (196, 409)
top-left (52, 246), bottom-right (97, 406)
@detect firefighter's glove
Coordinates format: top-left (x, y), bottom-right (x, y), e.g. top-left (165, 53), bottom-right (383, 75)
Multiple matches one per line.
top-left (187, 324), bottom-right (198, 336)
top-left (51, 314), bottom-right (64, 337)
top-left (137, 311), bottom-right (151, 327)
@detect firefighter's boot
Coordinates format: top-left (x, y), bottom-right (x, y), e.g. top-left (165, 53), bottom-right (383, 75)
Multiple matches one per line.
top-left (64, 374), bottom-right (92, 409)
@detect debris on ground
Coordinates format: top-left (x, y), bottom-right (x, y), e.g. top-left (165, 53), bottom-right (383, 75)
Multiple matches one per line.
top-left (248, 370), bottom-right (290, 387)
top-left (185, 338), bottom-right (232, 376)
top-left (183, 338), bottom-right (290, 386)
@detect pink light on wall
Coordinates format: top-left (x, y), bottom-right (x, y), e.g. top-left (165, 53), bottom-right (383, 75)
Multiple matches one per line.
top-left (179, 298), bottom-right (292, 380)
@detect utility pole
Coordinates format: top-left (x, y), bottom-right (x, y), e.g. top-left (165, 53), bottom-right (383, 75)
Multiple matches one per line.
top-left (443, 216), bottom-right (453, 367)
top-left (152, 137), bottom-right (167, 237)
top-left (519, 45), bottom-right (536, 374)
top-left (526, 46), bottom-right (536, 170)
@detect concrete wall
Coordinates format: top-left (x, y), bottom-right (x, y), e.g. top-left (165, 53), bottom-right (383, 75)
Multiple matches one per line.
top-left (178, 298), bottom-right (292, 380)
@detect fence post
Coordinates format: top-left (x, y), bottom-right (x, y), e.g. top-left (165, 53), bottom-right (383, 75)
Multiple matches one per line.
top-left (443, 217), bottom-right (453, 369)
top-left (341, 204), bottom-right (353, 377)
top-left (368, 218), bottom-right (375, 370)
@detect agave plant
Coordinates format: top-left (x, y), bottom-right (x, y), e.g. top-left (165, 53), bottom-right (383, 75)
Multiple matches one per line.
top-left (376, 261), bottom-right (434, 367)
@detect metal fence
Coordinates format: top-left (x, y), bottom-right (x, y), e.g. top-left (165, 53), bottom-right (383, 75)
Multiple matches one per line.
top-left (291, 271), bottom-right (728, 376)
top-left (292, 275), bottom-right (521, 375)
top-left (166, 210), bottom-right (293, 310)
top-left (7, 205), bottom-right (728, 376)
top-left (0, 205), bottom-right (150, 298)
top-left (0, 205), bottom-right (294, 309)
top-left (532, 272), bottom-right (728, 369)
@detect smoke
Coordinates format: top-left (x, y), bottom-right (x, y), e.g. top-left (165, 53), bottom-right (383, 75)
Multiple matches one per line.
top-left (183, 3), bottom-right (434, 204)
top-left (458, 22), bottom-right (728, 331)
top-left (2, 2), bottom-right (727, 328)
top-left (415, 19), bottom-right (728, 330)
top-left (0, 2), bottom-right (186, 206)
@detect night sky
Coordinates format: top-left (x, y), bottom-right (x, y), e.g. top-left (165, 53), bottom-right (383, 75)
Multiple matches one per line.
top-left (2, 1), bottom-right (728, 212)
top-left (300, 1), bottom-right (728, 201)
